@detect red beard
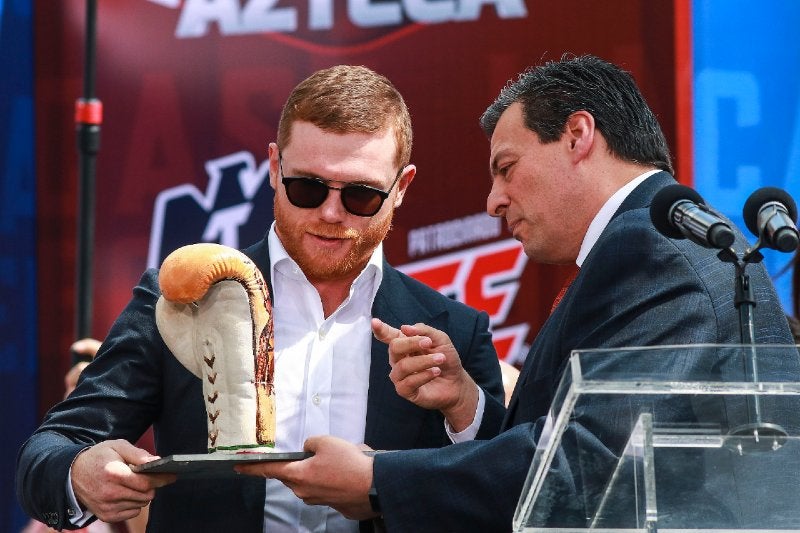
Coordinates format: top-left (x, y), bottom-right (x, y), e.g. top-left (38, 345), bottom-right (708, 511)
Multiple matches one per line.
top-left (274, 199), bottom-right (393, 283)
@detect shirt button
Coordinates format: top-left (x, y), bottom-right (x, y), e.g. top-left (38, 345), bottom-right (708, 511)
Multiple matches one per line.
top-left (318, 329), bottom-right (326, 340)
top-left (312, 393), bottom-right (321, 406)
top-left (67, 508), bottom-right (76, 517)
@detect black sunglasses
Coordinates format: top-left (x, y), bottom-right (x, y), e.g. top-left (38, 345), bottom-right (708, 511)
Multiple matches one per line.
top-left (279, 154), bottom-right (403, 217)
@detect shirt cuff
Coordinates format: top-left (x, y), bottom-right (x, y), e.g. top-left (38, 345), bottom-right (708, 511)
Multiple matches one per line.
top-left (445, 385), bottom-right (485, 443)
top-left (66, 453), bottom-right (95, 526)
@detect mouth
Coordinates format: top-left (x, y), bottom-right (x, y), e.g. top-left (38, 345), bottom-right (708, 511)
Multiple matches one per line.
top-left (304, 222), bottom-right (360, 249)
top-left (311, 233), bottom-right (344, 243)
top-left (308, 231), bottom-right (354, 247)
top-left (507, 219), bottom-right (521, 237)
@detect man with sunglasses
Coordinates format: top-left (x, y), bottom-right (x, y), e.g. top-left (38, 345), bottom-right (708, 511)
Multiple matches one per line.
top-left (17, 65), bottom-right (505, 532)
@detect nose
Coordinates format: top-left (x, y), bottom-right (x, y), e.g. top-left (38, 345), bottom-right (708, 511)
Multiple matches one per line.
top-left (318, 188), bottom-right (347, 222)
top-left (486, 181), bottom-right (507, 218)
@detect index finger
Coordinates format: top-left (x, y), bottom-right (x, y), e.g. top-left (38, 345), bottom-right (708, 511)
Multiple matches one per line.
top-left (405, 322), bottom-right (451, 345)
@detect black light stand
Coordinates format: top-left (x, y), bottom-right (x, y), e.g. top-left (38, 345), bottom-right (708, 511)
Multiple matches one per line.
top-left (73, 0), bottom-right (102, 363)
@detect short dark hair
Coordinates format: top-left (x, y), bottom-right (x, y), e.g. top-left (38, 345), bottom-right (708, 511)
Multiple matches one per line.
top-left (480, 54), bottom-right (674, 174)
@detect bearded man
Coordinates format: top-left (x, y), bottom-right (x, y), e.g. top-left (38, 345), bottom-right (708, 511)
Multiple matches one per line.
top-left (16, 65), bottom-right (504, 533)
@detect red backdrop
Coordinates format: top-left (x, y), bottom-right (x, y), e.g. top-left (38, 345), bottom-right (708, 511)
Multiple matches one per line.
top-left (34, 0), bottom-right (687, 417)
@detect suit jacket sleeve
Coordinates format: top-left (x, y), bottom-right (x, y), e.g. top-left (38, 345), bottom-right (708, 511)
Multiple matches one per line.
top-left (16, 269), bottom-right (166, 531)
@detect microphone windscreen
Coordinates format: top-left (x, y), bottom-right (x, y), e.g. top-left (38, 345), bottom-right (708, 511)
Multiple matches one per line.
top-left (650, 184), bottom-right (705, 239)
top-left (743, 186), bottom-right (798, 236)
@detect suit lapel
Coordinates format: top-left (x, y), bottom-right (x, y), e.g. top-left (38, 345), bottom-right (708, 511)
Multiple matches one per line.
top-left (243, 236), bottom-right (274, 295)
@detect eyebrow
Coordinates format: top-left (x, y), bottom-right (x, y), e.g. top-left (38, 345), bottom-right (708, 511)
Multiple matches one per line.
top-left (489, 149), bottom-right (509, 176)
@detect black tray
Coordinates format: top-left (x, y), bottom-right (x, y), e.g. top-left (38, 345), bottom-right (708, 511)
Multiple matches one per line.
top-left (131, 452), bottom-right (311, 478)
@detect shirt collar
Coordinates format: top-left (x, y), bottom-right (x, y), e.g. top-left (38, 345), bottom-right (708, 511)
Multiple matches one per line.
top-left (575, 169), bottom-right (660, 267)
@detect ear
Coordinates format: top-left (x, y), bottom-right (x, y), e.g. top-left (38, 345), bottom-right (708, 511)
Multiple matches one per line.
top-left (565, 111), bottom-right (595, 163)
top-left (392, 165), bottom-right (417, 208)
top-left (268, 143), bottom-right (280, 190)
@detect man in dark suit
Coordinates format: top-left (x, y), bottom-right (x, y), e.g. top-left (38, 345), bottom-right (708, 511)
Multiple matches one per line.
top-left (237, 55), bottom-right (799, 531)
top-left (15, 65), bottom-right (504, 532)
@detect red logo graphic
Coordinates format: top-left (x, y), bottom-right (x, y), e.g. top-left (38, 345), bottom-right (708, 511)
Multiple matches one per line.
top-left (399, 239), bottom-right (529, 363)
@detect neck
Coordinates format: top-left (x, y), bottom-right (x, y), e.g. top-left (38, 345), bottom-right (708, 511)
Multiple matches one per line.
top-left (310, 275), bottom-right (359, 318)
top-left (582, 163), bottom-right (655, 210)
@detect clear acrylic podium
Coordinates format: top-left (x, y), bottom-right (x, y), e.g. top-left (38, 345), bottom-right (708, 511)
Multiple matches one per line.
top-left (513, 344), bottom-right (800, 532)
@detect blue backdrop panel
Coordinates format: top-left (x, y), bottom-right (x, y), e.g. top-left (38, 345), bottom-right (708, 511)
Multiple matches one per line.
top-left (0, 0), bottom-right (38, 530)
top-left (694, 0), bottom-right (800, 313)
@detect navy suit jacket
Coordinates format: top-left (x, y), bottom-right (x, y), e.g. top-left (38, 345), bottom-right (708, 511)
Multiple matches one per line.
top-left (372, 172), bottom-right (799, 532)
top-left (16, 237), bottom-right (505, 532)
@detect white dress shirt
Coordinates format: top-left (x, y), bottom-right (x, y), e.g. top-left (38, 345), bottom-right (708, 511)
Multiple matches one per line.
top-left (263, 224), bottom-right (383, 533)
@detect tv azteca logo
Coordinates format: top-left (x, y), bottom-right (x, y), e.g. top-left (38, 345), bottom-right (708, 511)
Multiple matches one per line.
top-left (147, 151), bottom-right (273, 270)
top-left (147, 0), bottom-right (528, 37)
top-left (149, 151), bottom-right (530, 362)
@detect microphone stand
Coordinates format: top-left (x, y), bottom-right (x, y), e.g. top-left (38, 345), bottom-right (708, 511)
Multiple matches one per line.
top-left (717, 246), bottom-right (787, 454)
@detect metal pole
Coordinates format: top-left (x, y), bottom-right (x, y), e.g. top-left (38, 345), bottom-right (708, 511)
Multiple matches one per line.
top-left (74, 0), bottom-right (102, 361)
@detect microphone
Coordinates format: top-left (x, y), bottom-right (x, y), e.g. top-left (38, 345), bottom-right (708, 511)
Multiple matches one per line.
top-left (650, 184), bottom-right (735, 249)
top-left (742, 187), bottom-right (799, 253)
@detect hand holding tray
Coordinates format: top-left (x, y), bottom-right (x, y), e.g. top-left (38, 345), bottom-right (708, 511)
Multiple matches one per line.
top-left (132, 450), bottom-right (379, 478)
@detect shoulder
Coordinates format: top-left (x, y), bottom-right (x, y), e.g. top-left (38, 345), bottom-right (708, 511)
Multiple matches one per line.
top-left (598, 202), bottom-right (732, 271)
top-left (140, 267), bottom-right (161, 289)
top-left (242, 236), bottom-right (268, 262)
top-left (582, 203), bottom-right (791, 344)
top-left (589, 206), bottom-right (700, 275)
